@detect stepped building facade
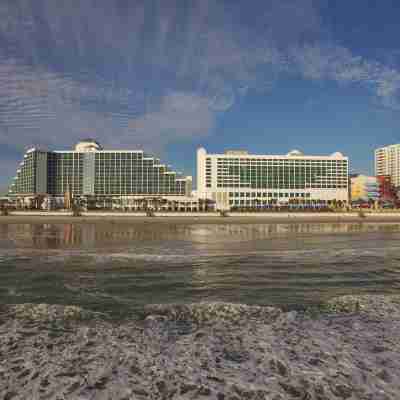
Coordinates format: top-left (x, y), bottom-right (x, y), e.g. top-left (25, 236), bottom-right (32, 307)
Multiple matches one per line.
top-left (197, 147), bottom-right (349, 209)
top-left (9, 139), bottom-right (192, 200)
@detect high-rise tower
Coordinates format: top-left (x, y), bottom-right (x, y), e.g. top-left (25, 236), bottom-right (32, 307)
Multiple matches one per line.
top-left (375, 144), bottom-right (400, 188)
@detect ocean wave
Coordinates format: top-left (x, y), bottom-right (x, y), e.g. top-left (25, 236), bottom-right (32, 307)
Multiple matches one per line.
top-left (2, 296), bottom-right (400, 400)
top-left (4, 295), bottom-right (400, 325)
top-left (143, 302), bottom-right (283, 326)
top-left (3, 245), bottom-right (400, 265)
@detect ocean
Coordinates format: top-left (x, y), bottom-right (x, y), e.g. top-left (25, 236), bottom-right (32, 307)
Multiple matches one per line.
top-left (1, 222), bottom-right (400, 319)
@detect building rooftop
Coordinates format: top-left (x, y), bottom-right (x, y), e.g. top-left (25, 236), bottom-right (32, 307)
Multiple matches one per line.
top-left (200, 147), bottom-right (347, 159)
top-left (75, 139), bottom-right (103, 152)
top-left (286, 150), bottom-right (304, 157)
top-left (224, 150), bottom-right (249, 155)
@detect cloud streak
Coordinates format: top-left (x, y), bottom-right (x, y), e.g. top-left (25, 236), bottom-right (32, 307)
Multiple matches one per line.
top-left (125, 92), bottom-right (215, 152)
top-left (289, 43), bottom-right (400, 109)
top-left (1, 0), bottom-right (400, 185)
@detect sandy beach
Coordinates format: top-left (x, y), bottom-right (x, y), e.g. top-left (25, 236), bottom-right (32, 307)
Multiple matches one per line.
top-left (2, 211), bottom-right (400, 225)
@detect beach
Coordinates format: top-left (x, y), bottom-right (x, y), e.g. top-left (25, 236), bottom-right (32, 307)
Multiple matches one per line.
top-left (2, 211), bottom-right (400, 225)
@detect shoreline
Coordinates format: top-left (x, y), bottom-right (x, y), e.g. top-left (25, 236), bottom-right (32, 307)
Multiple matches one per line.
top-left (1, 295), bottom-right (400, 399)
top-left (2, 211), bottom-right (400, 224)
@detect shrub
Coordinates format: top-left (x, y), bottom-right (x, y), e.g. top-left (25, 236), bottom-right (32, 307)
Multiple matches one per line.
top-left (358, 209), bottom-right (366, 218)
top-left (72, 204), bottom-right (81, 217)
top-left (0, 206), bottom-right (9, 216)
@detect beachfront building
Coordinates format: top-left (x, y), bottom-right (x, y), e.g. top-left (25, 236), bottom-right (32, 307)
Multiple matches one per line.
top-left (8, 139), bottom-right (193, 208)
top-left (375, 144), bottom-right (400, 188)
top-left (197, 147), bottom-right (349, 210)
top-left (350, 175), bottom-right (379, 202)
top-left (376, 175), bottom-right (398, 202)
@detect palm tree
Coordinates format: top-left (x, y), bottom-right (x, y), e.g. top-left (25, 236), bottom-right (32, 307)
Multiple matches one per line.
top-left (139, 197), bottom-right (147, 211)
top-left (151, 197), bottom-right (160, 211)
top-left (0, 203), bottom-right (8, 216)
top-left (198, 198), bottom-right (205, 212)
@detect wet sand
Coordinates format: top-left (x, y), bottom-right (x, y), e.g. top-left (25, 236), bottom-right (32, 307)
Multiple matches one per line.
top-left (2, 212), bottom-right (400, 225)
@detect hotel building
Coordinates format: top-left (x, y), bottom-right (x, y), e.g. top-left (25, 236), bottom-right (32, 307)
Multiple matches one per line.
top-left (197, 147), bottom-right (349, 210)
top-left (375, 144), bottom-right (400, 188)
top-left (350, 175), bottom-right (379, 202)
top-left (8, 139), bottom-right (192, 201)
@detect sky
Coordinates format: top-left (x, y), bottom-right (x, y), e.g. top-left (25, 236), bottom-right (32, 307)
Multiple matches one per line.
top-left (1, 0), bottom-right (400, 188)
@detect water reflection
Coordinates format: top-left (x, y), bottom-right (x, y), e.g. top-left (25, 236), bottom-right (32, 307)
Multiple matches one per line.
top-left (2, 222), bottom-right (400, 249)
top-left (1, 222), bottom-right (400, 317)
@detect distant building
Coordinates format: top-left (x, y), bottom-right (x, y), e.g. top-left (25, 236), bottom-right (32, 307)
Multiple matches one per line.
top-left (376, 175), bottom-right (398, 202)
top-left (375, 144), bottom-right (400, 188)
top-left (350, 175), bottom-right (379, 202)
top-left (197, 147), bottom-right (349, 210)
top-left (8, 139), bottom-right (192, 200)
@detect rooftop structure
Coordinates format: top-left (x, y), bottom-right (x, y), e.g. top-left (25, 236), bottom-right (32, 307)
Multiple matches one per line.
top-left (74, 139), bottom-right (103, 152)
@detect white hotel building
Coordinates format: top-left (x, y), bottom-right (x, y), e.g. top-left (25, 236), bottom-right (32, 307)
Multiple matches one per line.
top-left (197, 148), bottom-right (349, 210)
top-left (375, 144), bottom-right (400, 188)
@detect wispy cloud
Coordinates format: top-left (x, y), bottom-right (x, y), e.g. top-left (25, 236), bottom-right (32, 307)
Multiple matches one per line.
top-left (1, 0), bottom-right (400, 184)
top-left (0, 58), bottom-right (139, 150)
top-left (289, 43), bottom-right (400, 109)
top-left (125, 92), bottom-right (215, 152)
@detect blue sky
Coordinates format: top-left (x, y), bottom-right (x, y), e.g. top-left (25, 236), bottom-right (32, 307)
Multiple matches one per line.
top-left (1, 0), bottom-right (400, 187)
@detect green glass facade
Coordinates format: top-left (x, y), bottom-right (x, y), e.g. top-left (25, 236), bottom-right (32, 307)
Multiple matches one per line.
top-left (92, 152), bottom-right (187, 196)
top-left (9, 147), bottom-right (190, 197)
top-left (9, 149), bottom-right (48, 195)
top-left (215, 158), bottom-right (348, 190)
top-left (11, 151), bottom-right (36, 194)
top-left (47, 152), bottom-right (84, 195)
